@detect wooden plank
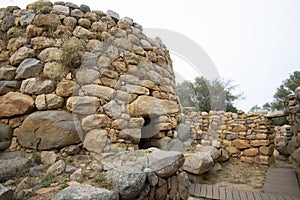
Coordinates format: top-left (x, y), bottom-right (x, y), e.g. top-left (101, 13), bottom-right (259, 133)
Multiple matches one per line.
top-left (239, 190), bottom-right (248, 200)
top-left (266, 193), bottom-right (278, 200)
top-left (253, 192), bottom-right (263, 200)
top-left (283, 195), bottom-right (294, 200)
top-left (265, 178), bottom-right (298, 185)
top-left (264, 184), bottom-right (300, 191)
top-left (206, 185), bottom-right (213, 199)
top-left (265, 177), bottom-right (298, 184)
top-left (232, 189), bottom-right (240, 200)
top-left (245, 191), bottom-right (255, 200)
top-left (266, 171), bottom-right (297, 176)
top-left (219, 187), bottom-right (226, 200)
top-left (194, 184), bottom-right (202, 197)
top-left (264, 166), bottom-right (300, 198)
top-left (199, 184), bottom-right (206, 197)
top-left (212, 185), bottom-right (219, 200)
top-left (290, 195), bottom-right (300, 200)
top-left (225, 188), bottom-right (233, 200)
top-left (266, 171), bottom-right (296, 177)
top-left (264, 167), bottom-right (300, 199)
top-left (189, 184), bottom-right (195, 196)
top-left (264, 185), bottom-right (300, 196)
top-left (260, 193), bottom-right (270, 200)
top-left (273, 194), bottom-right (285, 200)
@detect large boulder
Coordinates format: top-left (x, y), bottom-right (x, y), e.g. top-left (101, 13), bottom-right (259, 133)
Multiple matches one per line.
top-left (0, 184), bottom-right (13, 200)
top-left (176, 124), bottom-right (191, 142)
top-left (0, 156), bottom-right (31, 182)
top-left (166, 138), bottom-right (185, 152)
top-left (109, 166), bottom-right (146, 200)
top-left (198, 146), bottom-right (221, 162)
top-left (0, 92), bottom-right (34, 117)
top-left (147, 150), bottom-right (184, 177)
top-left (183, 152), bottom-right (214, 175)
top-left (52, 184), bottom-right (118, 200)
top-left (18, 111), bottom-right (81, 150)
top-left (0, 122), bottom-right (13, 151)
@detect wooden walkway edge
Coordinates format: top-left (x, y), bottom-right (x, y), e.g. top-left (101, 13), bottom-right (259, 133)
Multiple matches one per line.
top-left (190, 167), bottom-right (300, 200)
top-left (263, 167), bottom-right (300, 197)
top-left (189, 183), bottom-right (299, 200)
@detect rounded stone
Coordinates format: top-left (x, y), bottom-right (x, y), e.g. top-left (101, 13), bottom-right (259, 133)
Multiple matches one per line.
top-left (18, 111), bottom-right (81, 150)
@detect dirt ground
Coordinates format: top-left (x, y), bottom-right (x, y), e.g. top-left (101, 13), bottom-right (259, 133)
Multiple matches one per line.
top-left (195, 158), bottom-right (269, 193)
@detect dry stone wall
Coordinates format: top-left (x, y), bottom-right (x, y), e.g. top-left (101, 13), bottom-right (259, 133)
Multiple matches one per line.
top-left (284, 86), bottom-right (300, 167)
top-left (0, 0), bottom-right (181, 153)
top-left (181, 108), bottom-right (275, 165)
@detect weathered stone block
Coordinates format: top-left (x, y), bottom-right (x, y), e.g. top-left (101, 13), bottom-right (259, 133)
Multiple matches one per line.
top-left (83, 129), bottom-right (108, 154)
top-left (183, 152), bottom-right (214, 175)
top-left (56, 79), bottom-right (75, 97)
top-left (66, 96), bottom-right (100, 115)
top-left (250, 140), bottom-right (269, 147)
top-left (18, 111), bottom-right (81, 150)
top-left (82, 114), bottom-right (111, 131)
top-left (226, 146), bottom-right (239, 155)
top-left (241, 156), bottom-right (255, 163)
top-left (232, 139), bottom-right (251, 149)
top-left (148, 150), bottom-right (184, 177)
top-left (0, 92), bottom-right (34, 117)
top-left (259, 145), bottom-right (274, 156)
top-left (255, 155), bottom-right (272, 165)
top-left (243, 148), bottom-right (259, 157)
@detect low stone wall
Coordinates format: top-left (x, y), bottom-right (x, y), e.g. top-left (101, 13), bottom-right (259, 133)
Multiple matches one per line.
top-left (181, 108), bottom-right (275, 165)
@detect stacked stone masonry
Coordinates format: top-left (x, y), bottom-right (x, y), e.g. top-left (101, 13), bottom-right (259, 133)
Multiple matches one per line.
top-left (0, 0), bottom-right (181, 154)
top-left (182, 108), bottom-right (275, 165)
top-left (285, 86), bottom-right (300, 167)
top-left (0, 1), bottom-right (188, 199)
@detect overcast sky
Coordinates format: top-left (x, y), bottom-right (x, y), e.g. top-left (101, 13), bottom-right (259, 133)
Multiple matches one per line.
top-left (3, 0), bottom-right (300, 112)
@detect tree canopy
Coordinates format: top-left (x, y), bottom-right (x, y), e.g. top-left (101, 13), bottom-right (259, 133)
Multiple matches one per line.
top-left (176, 76), bottom-right (242, 112)
top-left (252, 71), bottom-right (300, 112)
top-left (274, 71), bottom-right (300, 105)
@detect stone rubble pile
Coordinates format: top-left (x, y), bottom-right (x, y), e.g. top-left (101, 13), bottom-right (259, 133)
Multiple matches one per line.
top-left (0, 149), bottom-right (189, 200)
top-left (182, 108), bottom-right (275, 165)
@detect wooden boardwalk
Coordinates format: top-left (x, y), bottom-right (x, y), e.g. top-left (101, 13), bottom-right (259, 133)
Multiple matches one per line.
top-left (189, 184), bottom-right (299, 200)
top-left (263, 167), bottom-right (300, 197)
top-left (190, 167), bottom-right (300, 200)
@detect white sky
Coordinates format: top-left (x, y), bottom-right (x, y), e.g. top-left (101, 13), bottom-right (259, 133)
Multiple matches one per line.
top-left (3, 0), bottom-right (300, 112)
